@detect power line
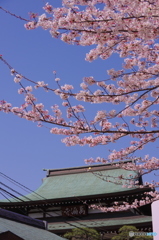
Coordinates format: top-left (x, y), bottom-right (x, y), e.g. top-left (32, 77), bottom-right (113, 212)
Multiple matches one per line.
top-left (0, 183), bottom-right (104, 234)
top-left (0, 187), bottom-right (26, 202)
top-left (0, 172), bottom-right (34, 194)
top-left (0, 182), bottom-right (32, 201)
top-left (0, 191), bottom-right (12, 202)
top-left (0, 171), bottom-right (109, 233)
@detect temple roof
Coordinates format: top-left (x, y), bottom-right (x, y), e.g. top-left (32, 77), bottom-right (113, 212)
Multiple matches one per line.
top-left (47, 215), bottom-right (152, 232)
top-left (1, 163), bottom-right (142, 204)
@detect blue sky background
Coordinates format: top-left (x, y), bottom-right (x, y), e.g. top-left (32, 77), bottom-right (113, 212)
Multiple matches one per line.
top-left (0, 0), bottom-right (158, 198)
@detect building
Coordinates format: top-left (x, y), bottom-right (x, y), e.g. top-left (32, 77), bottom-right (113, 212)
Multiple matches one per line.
top-left (0, 163), bottom-right (152, 239)
top-left (0, 208), bottom-right (65, 240)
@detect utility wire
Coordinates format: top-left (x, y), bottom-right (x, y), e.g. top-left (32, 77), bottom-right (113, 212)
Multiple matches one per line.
top-left (0, 183), bottom-right (104, 234)
top-left (0, 187), bottom-right (26, 202)
top-left (0, 182), bottom-right (32, 201)
top-left (0, 191), bottom-right (12, 202)
top-left (0, 188), bottom-right (40, 217)
top-left (0, 171), bottom-right (109, 233)
top-left (0, 172), bottom-right (34, 194)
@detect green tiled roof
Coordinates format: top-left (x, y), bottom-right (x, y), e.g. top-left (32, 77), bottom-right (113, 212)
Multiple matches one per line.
top-left (1, 164), bottom-right (140, 203)
top-left (48, 216), bottom-right (152, 231)
top-left (0, 217), bottom-right (65, 240)
top-left (24, 166), bottom-right (138, 201)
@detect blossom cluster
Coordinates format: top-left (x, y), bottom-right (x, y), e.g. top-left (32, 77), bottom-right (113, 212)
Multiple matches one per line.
top-left (1, 0), bottom-right (159, 209)
top-left (89, 194), bottom-right (158, 213)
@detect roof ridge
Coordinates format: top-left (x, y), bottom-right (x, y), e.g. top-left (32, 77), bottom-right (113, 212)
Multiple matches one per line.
top-left (46, 160), bottom-right (133, 172)
top-left (0, 208), bottom-right (46, 229)
top-left (47, 160), bottom-right (135, 177)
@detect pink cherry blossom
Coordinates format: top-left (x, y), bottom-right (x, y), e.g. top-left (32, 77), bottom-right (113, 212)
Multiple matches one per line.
top-left (1, 0), bottom-right (159, 210)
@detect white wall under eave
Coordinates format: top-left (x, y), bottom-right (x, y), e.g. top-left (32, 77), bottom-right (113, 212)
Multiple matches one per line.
top-left (88, 208), bottom-right (104, 214)
top-left (45, 211), bottom-right (62, 217)
top-left (29, 212), bottom-right (43, 218)
top-left (151, 200), bottom-right (159, 240)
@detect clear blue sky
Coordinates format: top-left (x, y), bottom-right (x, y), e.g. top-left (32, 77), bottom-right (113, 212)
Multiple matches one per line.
top-left (0, 0), bottom-right (158, 197)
